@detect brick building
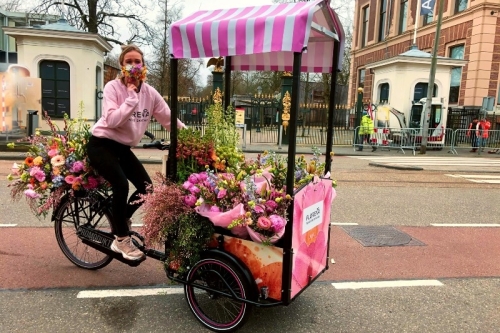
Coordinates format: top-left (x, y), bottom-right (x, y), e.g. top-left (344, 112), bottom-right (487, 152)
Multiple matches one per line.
top-left (349, 0), bottom-right (500, 110)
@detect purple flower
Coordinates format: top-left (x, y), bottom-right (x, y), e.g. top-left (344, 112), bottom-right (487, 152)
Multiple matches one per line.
top-left (183, 194), bottom-right (197, 207)
top-left (217, 188), bottom-right (227, 199)
top-left (70, 161), bottom-right (84, 173)
top-left (269, 214), bottom-right (286, 233)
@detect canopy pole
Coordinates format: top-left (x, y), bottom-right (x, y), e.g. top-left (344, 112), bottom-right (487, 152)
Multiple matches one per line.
top-left (224, 56), bottom-right (232, 110)
top-left (281, 50), bottom-right (302, 306)
top-left (325, 40), bottom-right (340, 173)
top-left (167, 58), bottom-right (178, 181)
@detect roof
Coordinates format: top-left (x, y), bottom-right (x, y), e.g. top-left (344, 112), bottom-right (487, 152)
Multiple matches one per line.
top-left (168, 0), bottom-right (345, 73)
top-left (35, 17), bottom-right (82, 33)
top-left (366, 45), bottom-right (468, 69)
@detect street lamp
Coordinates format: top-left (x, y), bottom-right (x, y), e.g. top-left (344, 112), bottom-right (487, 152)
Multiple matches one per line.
top-left (188, 87), bottom-right (194, 123)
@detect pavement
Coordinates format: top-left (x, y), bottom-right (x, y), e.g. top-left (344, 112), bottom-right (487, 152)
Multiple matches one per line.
top-left (0, 141), bottom-right (500, 168)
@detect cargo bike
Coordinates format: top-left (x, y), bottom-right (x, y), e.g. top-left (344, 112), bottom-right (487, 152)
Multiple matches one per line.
top-left (52, 1), bottom-right (344, 331)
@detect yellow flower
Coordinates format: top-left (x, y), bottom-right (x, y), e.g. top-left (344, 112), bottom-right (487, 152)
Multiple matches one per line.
top-left (33, 156), bottom-right (43, 166)
top-left (7, 142), bottom-right (15, 148)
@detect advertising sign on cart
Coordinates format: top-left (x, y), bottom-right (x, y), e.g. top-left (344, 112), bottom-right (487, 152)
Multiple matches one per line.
top-left (291, 178), bottom-right (336, 298)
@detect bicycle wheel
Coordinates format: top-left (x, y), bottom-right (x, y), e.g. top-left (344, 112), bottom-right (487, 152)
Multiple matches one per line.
top-left (54, 194), bottom-right (113, 270)
top-left (185, 257), bottom-right (253, 332)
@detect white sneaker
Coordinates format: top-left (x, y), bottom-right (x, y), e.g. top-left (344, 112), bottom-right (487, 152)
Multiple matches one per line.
top-left (111, 236), bottom-right (145, 261)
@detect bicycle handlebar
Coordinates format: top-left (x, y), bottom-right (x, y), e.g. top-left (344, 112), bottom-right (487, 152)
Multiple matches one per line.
top-left (142, 140), bottom-right (170, 151)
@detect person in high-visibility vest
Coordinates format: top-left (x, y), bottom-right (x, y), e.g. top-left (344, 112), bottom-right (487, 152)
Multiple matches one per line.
top-left (357, 111), bottom-right (377, 152)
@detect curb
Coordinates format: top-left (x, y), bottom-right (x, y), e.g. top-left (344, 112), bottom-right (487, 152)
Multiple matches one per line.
top-left (368, 162), bottom-right (424, 171)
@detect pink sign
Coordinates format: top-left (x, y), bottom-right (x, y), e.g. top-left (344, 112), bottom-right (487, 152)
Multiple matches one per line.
top-left (290, 178), bottom-right (336, 298)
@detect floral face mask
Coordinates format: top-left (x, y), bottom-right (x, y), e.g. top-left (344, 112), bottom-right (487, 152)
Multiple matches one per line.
top-left (121, 64), bottom-right (147, 83)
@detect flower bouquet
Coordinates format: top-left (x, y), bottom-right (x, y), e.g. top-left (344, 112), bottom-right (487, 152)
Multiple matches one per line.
top-left (7, 104), bottom-right (108, 217)
top-left (121, 64), bottom-right (147, 83)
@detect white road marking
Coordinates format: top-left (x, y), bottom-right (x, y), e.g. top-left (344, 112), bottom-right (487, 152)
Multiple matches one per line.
top-left (77, 287), bottom-right (184, 298)
top-left (352, 156), bottom-right (500, 167)
top-left (445, 174), bottom-right (500, 184)
top-left (431, 223), bottom-right (500, 227)
top-left (332, 279), bottom-right (443, 290)
top-left (131, 223), bottom-right (143, 227)
top-left (0, 224), bottom-right (17, 227)
top-left (330, 222), bottom-right (359, 226)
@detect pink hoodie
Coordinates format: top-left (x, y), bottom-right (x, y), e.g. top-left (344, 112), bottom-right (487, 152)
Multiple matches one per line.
top-left (91, 79), bottom-right (185, 146)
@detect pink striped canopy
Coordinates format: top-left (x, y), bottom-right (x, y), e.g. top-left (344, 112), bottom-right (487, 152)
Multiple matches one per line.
top-left (169, 0), bottom-right (345, 73)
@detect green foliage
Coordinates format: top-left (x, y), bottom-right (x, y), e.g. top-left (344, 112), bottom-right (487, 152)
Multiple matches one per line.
top-left (164, 212), bottom-right (215, 275)
top-left (176, 128), bottom-right (216, 182)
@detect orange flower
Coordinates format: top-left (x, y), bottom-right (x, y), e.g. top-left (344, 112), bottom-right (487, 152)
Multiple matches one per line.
top-left (24, 156), bottom-right (34, 167)
top-left (52, 167), bottom-right (60, 176)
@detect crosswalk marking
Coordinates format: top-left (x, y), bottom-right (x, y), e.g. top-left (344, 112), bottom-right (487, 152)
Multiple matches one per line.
top-left (445, 174), bottom-right (500, 183)
top-left (351, 156), bottom-right (500, 166)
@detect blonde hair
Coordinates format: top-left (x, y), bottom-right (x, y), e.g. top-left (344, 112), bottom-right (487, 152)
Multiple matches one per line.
top-left (119, 44), bottom-right (145, 66)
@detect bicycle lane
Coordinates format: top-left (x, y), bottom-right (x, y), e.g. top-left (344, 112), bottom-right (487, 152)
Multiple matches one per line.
top-left (1, 225), bottom-right (500, 290)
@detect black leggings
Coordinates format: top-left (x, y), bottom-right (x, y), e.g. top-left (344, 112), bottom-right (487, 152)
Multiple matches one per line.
top-left (87, 136), bottom-right (152, 237)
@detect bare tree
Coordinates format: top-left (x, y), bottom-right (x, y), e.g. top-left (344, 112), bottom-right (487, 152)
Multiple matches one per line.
top-left (28, 0), bottom-right (156, 46)
top-left (0, 0), bottom-right (25, 11)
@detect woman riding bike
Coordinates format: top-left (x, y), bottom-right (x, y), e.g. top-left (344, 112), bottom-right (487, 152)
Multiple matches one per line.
top-left (86, 44), bottom-right (185, 261)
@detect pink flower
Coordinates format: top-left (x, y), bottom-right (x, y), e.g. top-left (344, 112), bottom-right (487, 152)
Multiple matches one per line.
top-left (188, 174), bottom-right (200, 184)
top-left (182, 181), bottom-right (193, 190)
top-left (198, 172), bottom-right (208, 181)
top-left (70, 161), bottom-right (84, 173)
top-left (24, 189), bottom-right (40, 199)
top-left (65, 175), bottom-right (76, 184)
top-left (209, 205), bottom-right (221, 212)
top-left (11, 162), bottom-right (19, 175)
top-left (48, 149), bottom-right (59, 157)
top-left (83, 176), bottom-right (99, 189)
top-left (253, 204), bottom-right (265, 214)
top-left (30, 166), bottom-right (46, 182)
top-left (264, 200), bottom-right (278, 213)
top-left (189, 185), bottom-right (200, 194)
top-left (184, 194), bottom-right (197, 207)
top-left (256, 216), bottom-right (272, 230)
top-left (217, 188), bottom-right (227, 199)
top-left (269, 214), bottom-right (286, 233)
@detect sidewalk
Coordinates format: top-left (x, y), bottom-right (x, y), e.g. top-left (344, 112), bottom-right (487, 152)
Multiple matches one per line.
top-left (1, 141), bottom-right (497, 164)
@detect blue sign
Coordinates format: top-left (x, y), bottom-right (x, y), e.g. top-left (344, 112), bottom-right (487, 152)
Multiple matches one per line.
top-left (420, 0), bottom-right (435, 15)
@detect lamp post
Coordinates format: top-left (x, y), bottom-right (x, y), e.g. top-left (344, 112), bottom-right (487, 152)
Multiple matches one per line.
top-left (256, 86), bottom-right (262, 133)
top-left (188, 87), bottom-right (193, 122)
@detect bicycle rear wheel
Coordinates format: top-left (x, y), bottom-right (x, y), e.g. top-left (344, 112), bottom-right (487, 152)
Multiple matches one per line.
top-left (185, 257), bottom-right (253, 332)
top-left (54, 194), bottom-right (113, 270)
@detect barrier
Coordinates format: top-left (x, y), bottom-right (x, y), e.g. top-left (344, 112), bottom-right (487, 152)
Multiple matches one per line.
top-left (353, 126), bottom-right (420, 154)
top-left (449, 129), bottom-right (500, 155)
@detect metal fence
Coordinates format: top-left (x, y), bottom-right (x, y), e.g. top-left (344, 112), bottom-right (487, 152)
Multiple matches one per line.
top-left (449, 129), bottom-right (500, 154)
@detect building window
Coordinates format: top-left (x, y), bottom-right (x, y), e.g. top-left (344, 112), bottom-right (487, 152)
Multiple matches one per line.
top-left (413, 82), bottom-right (437, 102)
top-left (399, 0), bottom-right (408, 34)
top-left (379, 83), bottom-right (390, 103)
top-left (379, 0), bottom-right (388, 42)
top-left (361, 6), bottom-right (369, 47)
top-left (423, 13), bottom-right (433, 26)
top-left (455, 0), bottom-right (468, 13)
top-left (359, 69), bottom-right (366, 88)
top-left (449, 45), bottom-right (464, 104)
top-left (40, 60), bottom-right (70, 118)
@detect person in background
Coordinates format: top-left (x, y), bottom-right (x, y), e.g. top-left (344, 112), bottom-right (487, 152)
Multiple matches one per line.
top-left (86, 44), bottom-right (185, 261)
top-left (478, 117), bottom-right (491, 152)
top-left (466, 118), bottom-right (480, 152)
top-left (357, 111), bottom-right (377, 152)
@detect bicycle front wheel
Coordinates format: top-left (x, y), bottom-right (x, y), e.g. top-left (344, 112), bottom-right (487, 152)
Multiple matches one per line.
top-left (54, 194), bottom-right (113, 270)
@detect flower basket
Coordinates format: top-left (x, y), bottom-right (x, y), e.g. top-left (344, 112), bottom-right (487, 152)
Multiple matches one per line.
top-left (196, 203), bottom-right (248, 238)
top-left (246, 225), bottom-right (285, 244)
